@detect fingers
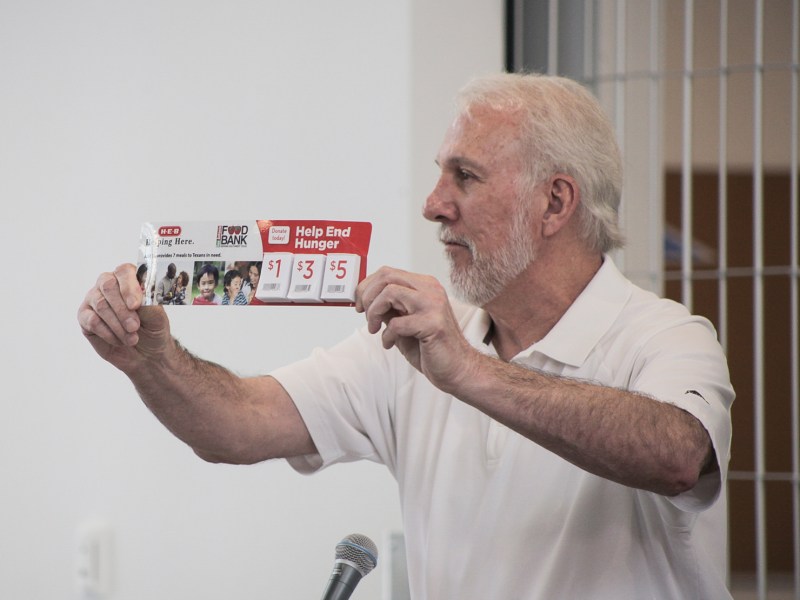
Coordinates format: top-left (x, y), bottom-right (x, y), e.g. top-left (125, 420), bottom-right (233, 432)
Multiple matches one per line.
top-left (357, 267), bottom-right (415, 333)
top-left (365, 283), bottom-right (416, 335)
top-left (380, 313), bottom-right (418, 350)
top-left (355, 267), bottom-right (473, 391)
top-left (355, 267), bottom-right (406, 313)
top-left (356, 266), bottom-right (436, 313)
top-left (114, 263), bottom-right (145, 311)
top-left (78, 264), bottom-right (142, 347)
top-left (356, 266), bottom-right (451, 338)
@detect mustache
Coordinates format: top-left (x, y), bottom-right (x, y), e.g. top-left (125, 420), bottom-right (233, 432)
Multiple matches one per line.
top-left (438, 226), bottom-right (474, 251)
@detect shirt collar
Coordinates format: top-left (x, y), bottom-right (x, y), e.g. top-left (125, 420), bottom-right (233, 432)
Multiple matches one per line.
top-left (521, 256), bottom-right (632, 367)
top-left (459, 301), bottom-right (495, 349)
top-left (457, 256), bottom-right (632, 367)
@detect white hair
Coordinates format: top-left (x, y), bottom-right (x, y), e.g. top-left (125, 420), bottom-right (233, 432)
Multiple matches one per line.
top-left (454, 73), bottom-right (625, 253)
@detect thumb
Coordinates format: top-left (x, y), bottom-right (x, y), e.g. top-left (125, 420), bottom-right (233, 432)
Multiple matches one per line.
top-left (135, 306), bottom-right (172, 357)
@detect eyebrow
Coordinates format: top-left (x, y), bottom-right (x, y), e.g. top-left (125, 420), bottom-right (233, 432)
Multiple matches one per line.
top-left (435, 155), bottom-right (486, 173)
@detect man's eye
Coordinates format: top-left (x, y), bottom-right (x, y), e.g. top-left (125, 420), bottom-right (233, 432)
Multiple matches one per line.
top-left (456, 168), bottom-right (474, 181)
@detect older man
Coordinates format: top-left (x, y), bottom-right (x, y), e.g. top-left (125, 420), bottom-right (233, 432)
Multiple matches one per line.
top-left (79, 73), bottom-right (733, 599)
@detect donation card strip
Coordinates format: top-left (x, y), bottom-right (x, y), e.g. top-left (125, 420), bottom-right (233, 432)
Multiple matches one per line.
top-left (137, 220), bottom-right (372, 306)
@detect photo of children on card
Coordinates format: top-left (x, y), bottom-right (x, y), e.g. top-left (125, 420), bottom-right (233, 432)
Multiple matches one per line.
top-left (190, 261), bottom-right (263, 306)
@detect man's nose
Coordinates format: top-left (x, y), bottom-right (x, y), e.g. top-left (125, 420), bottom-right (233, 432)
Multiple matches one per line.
top-left (423, 179), bottom-right (458, 223)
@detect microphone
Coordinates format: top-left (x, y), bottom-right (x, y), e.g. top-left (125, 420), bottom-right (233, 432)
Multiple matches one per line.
top-left (320, 533), bottom-right (378, 600)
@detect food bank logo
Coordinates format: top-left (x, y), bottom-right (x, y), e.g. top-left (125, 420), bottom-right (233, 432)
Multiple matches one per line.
top-left (216, 224), bottom-right (249, 247)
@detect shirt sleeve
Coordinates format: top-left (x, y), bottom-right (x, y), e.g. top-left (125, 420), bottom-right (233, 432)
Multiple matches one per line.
top-left (269, 326), bottom-right (400, 476)
top-left (629, 316), bottom-right (734, 512)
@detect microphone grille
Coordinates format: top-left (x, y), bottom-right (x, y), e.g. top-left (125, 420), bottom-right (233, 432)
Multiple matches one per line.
top-left (335, 533), bottom-right (378, 576)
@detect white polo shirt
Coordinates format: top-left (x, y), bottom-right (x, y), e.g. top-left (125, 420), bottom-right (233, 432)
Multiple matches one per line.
top-left (272, 257), bottom-right (734, 600)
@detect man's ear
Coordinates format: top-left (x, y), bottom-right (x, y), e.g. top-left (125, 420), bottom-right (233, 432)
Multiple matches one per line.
top-left (542, 174), bottom-right (580, 238)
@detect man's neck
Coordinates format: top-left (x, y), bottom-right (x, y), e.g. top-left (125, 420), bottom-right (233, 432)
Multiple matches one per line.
top-left (483, 250), bottom-right (603, 361)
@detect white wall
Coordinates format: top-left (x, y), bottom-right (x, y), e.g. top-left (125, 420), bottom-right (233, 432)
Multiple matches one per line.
top-left (409, 1), bottom-right (506, 287)
top-left (0, 1), bottom-right (502, 599)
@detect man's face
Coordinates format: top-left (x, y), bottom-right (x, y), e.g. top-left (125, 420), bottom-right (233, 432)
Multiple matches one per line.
top-left (424, 105), bottom-right (540, 306)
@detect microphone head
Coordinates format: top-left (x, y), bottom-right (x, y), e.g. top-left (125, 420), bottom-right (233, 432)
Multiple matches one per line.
top-left (334, 533), bottom-right (378, 576)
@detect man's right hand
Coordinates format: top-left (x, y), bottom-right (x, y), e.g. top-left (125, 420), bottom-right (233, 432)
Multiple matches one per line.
top-left (77, 263), bottom-right (317, 464)
top-left (77, 263), bottom-right (171, 374)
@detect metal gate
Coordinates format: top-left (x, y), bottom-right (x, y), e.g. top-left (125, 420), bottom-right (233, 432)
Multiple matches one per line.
top-left (507, 1), bottom-right (799, 598)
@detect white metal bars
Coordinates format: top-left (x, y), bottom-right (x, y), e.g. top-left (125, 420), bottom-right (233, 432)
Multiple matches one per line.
top-left (790, 1), bottom-right (799, 597)
top-left (752, 2), bottom-right (767, 596)
top-left (509, 1), bottom-right (799, 595)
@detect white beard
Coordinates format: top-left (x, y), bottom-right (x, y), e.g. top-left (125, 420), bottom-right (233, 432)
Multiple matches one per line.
top-left (441, 200), bottom-right (536, 307)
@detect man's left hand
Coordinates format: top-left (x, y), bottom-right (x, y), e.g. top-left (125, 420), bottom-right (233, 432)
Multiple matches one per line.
top-left (355, 266), bottom-right (478, 394)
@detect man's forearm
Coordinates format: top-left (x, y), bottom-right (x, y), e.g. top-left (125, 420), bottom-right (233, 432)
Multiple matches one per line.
top-left (455, 352), bottom-right (713, 496)
top-left (126, 336), bottom-right (315, 464)
top-left (79, 265), bottom-right (314, 463)
top-left (125, 338), bottom-right (244, 459)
